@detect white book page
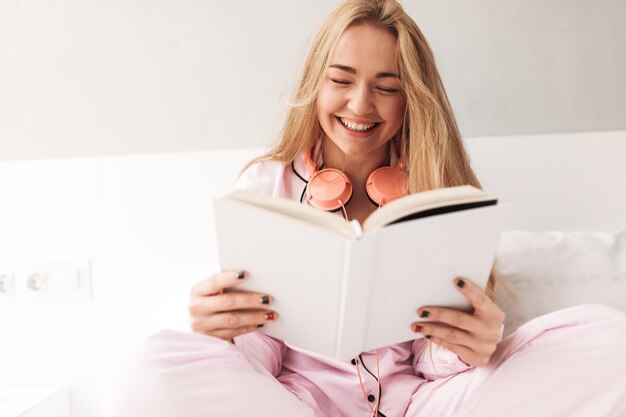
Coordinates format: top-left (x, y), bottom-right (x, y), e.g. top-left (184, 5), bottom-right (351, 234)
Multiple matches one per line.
top-left (227, 189), bottom-right (357, 239)
top-left (362, 185), bottom-right (489, 233)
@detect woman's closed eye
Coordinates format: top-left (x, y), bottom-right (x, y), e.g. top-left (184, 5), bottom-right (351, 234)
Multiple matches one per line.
top-left (376, 86), bottom-right (399, 94)
top-left (330, 79), bottom-right (399, 94)
top-left (331, 78), bottom-right (351, 85)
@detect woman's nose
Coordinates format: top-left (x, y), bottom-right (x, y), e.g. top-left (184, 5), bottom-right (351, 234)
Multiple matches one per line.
top-left (347, 85), bottom-right (374, 116)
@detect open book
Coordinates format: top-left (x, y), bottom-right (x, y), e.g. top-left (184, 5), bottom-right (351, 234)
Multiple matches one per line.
top-left (214, 185), bottom-right (507, 361)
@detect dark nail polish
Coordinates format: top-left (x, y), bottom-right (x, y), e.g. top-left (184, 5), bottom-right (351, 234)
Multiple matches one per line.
top-left (425, 335), bottom-right (432, 339)
top-left (351, 358), bottom-right (357, 365)
top-left (265, 312), bottom-right (276, 321)
top-left (260, 295), bottom-right (270, 305)
top-left (457, 279), bottom-right (466, 288)
top-left (420, 310), bottom-right (430, 318)
top-left (413, 324), bottom-right (423, 332)
top-left (236, 271), bottom-right (245, 279)
top-left (256, 324), bottom-right (264, 328)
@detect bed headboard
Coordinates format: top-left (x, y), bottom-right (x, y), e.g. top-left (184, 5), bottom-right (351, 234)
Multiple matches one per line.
top-left (465, 130), bottom-right (626, 233)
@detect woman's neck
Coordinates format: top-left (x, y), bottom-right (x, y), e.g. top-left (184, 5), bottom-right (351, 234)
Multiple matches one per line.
top-left (321, 139), bottom-right (390, 187)
top-left (320, 139), bottom-right (391, 224)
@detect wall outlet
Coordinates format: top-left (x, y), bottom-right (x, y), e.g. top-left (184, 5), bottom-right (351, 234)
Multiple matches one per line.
top-left (0, 273), bottom-right (16, 294)
top-left (0, 260), bottom-right (91, 303)
top-left (26, 272), bottom-right (47, 292)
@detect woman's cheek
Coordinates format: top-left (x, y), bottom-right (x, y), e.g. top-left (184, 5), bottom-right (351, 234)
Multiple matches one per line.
top-left (317, 86), bottom-right (338, 112)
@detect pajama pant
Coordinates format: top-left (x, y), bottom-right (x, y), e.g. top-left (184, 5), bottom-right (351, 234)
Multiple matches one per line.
top-left (98, 304), bottom-right (626, 417)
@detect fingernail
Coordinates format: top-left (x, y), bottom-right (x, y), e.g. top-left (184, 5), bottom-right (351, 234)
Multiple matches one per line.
top-left (457, 279), bottom-right (466, 288)
top-left (265, 312), bottom-right (276, 321)
top-left (260, 295), bottom-right (270, 305)
top-left (256, 324), bottom-right (264, 328)
top-left (236, 271), bottom-right (245, 279)
top-left (420, 310), bottom-right (430, 318)
top-left (413, 324), bottom-right (423, 332)
top-left (425, 335), bottom-right (432, 339)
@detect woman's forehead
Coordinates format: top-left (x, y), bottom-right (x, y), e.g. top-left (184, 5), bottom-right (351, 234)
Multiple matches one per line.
top-left (329, 24), bottom-right (399, 75)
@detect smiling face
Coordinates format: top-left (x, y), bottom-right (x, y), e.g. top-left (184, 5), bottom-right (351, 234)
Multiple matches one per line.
top-left (316, 23), bottom-right (406, 163)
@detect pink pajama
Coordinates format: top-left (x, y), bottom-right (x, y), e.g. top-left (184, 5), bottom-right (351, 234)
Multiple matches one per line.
top-left (99, 304), bottom-right (626, 417)
top-left (99, 159), bottom-right (626, 416)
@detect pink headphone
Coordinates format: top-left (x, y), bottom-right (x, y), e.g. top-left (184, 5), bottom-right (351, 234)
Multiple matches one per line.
top-left (303, 143), bottom-right (409, 211)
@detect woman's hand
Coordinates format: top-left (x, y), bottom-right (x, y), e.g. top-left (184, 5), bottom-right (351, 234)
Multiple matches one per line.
top-left (411, 277), bottom-right (505, 367)
top-left (189, 269), bottom-right (278, 342)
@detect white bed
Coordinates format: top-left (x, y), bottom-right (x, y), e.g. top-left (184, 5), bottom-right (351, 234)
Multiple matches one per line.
top-left (464, 130), bottom-right (626, 335)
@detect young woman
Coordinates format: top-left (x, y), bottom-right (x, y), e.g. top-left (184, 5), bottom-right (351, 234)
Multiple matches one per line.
top-left (100, 1), bottom-right (626, 416)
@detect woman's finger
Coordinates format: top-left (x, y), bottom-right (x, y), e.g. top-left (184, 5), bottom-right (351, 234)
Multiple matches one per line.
top-left (191, 310), bottom-right (278, 334)
top-left (190, 270), bottom-right (247, 297)
top-left (415, 306), bottom-right (483, 334)
top-left (190, 292), bottom-right (273, 316)
top-left (412, 321), bottom-right (475, 349)
top-left (208, 325), bottom-right (262, 341)
top-left (453, 277), bottom-right (505, 322)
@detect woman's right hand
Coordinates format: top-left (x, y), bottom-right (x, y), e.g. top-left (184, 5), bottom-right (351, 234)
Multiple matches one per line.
top-left (189, 269), bottom-right (278, 341)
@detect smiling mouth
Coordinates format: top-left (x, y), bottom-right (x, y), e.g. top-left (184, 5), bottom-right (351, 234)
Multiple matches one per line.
top-left (336, 116), bottom-right (380, 132)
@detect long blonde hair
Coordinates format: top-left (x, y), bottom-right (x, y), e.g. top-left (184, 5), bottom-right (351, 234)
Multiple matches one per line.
top-left (245, 0), bottom-right (502, 298)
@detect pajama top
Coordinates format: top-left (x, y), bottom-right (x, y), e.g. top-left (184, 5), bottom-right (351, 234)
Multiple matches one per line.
top-left (232, 155), bottom-right (472, 417)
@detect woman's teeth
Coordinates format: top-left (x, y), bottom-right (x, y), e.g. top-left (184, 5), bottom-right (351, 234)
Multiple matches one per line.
top-left (339, 117), bottom-right (377, 132)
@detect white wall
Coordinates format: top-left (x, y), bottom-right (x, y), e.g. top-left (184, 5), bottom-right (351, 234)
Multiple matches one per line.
top-left (0, 131), bottom-right (625, 417)
top-left (1, 0), bottom-right (626, 160)
top-left (0, 149), bottom-right (261, 416)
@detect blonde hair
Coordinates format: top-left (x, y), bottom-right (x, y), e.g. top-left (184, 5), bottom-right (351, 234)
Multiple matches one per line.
top-left (244, 0), bottom-right (503, 298)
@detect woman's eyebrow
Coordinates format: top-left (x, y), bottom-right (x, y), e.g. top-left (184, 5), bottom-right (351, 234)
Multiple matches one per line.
top-left (329, 64), bottom-right (399, 79)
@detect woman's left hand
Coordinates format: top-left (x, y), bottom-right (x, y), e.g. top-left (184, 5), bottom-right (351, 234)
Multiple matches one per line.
top-left (411, 277), bottom-right (505, 367)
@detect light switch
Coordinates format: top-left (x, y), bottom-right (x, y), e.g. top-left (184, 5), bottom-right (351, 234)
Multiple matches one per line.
top-left (47, 267), bottom-right (81, 292)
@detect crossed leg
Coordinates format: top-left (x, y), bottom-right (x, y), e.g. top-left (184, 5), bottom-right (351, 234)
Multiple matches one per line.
top-left (98, 330), bottom-right (318, 417)
top-left (405, 304), bottom-right (626, 417)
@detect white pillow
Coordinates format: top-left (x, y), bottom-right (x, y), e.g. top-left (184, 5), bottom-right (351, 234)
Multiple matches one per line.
top-left (494, 230), bottom-right (626, 337)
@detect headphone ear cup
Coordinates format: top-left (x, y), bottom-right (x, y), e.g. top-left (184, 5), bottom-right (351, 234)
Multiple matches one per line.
top-left (306, 168), bottom-right (353, 211)
top-left (366, 166), bottom-right (409, 206)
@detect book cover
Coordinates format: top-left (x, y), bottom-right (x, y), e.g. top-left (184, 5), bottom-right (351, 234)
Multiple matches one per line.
top-left (214, 187), bottom-right (507, 360)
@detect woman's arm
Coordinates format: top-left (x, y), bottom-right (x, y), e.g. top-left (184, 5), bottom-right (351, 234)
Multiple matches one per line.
top-left (411, 338), bottom-right (471, 380)
top-left (233, 332), bottom-right (288, 377)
